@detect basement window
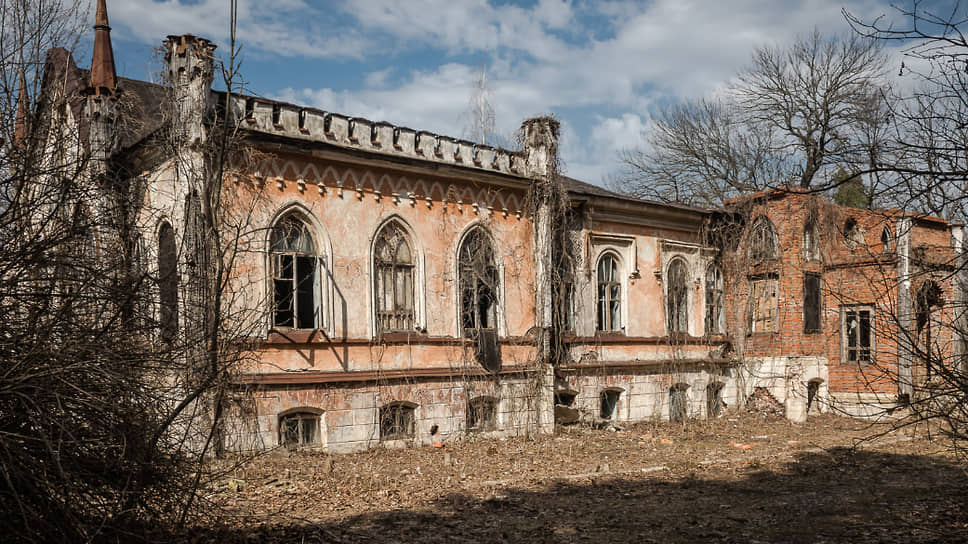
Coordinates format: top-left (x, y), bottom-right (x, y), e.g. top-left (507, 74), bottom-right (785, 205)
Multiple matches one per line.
top-left (279, 411), bottom-right (320, 448)
top-left (670, 383), bottom-right (689, 422)
top-left (466, 397), bottom-right (497, 432)
top-left (600, 390), bottom-right (621, 419)
top-left (554, 390), bottom-right (577, 407)
top-left (706, 382), bottom-right (724, 417)
top-left (380, 402), bottom-right (416, 441)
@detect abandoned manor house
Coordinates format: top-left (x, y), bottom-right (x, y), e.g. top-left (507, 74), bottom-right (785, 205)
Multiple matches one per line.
top-left (22, 2), bottom-right (968, 453)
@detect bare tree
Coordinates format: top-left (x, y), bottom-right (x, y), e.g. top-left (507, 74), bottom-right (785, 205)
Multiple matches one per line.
top-left (620, 31), bottom-right (889, 206)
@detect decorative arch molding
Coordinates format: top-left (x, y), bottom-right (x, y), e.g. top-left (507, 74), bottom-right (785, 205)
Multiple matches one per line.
top-left (367, 213), bottom-right (427, 337)
top-left (259, 158), bottom-right (527, 215)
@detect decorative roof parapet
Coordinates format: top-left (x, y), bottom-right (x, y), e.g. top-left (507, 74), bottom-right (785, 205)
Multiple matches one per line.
top-left (222, 92), bottom-right (527, 178)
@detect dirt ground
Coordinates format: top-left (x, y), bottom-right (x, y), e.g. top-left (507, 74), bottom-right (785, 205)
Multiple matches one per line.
top-left (190, 414), bottom-right (968, 543)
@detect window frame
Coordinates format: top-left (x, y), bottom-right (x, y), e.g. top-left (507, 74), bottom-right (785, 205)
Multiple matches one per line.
top-left (379, 402), bottom-right (417, 441)
top-left (596, 252), bottom-right (623, 333)
top-left (600, 389), bottom-right (621, 419)
top-left (841, 305), bottom-right (875, 364)
top-left (749, 217), bottom-right (779, 262)
top-left (466, 397), bottom-right (498, 432)
top-left (803, 220), bottom-right (821, 261)
top-left (279, 410), bottom-right (321, 448)
top-left (705, 264), bottom-right (725, 335)
top-left (373, 220), bottom-right (417, 334)
top-left (666, 258), bottom-right (690, 335)
top-left (748, 275), bottom-right (779, 334)
top-left (457, 226), bottom-right (501, 336)
top-left (268, 212), bottom-right (325, 331)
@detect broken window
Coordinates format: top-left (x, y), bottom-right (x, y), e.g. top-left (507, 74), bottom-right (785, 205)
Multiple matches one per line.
top-left (459, 227), bottom-right (498, 334)
top-left (596, 253), bottom-right (621, 332)
top-left (666, 258), bottom-right (689, 334)
top-left (706, 382), bottom-right (724, 417)
top-left (554, 390), bottom-right (577, 407)
top-left (844, 217), bottom-right (863, 248)
top-left (271, 214), bottom-right (322, 329)
top-left (916, 281), bottom-right (943, 376)
top-left (374, 222), bottom-right (415, 333)
top-left (279, 411), bottom-right (319, 448)
top-left (843, 306), bottom-right (874, 363)
top-left (803, 273), bottom-right (822, 333)
top-left (380, 402), bottom-right (416, 440)
top-left (670, 384), bottom-right (689, 422)
top-left (466, 397), bottom-right (497, 432)
top-left (705, 264), bottom-right (724, 335)
top-left (158, 221), bottom-right (178, 344)
top-left (748, 277), bottom-right (778, 334)
top-left (881, 226), bottom-right (893, 253)
top-left (803, 220), bottom-right (820, 261)
top-left (600, 389), bottom-right (620, 419)
top-left (750, 217), bottom-right (778, 262)
top-left (806, 380), bottom-right (822, 413)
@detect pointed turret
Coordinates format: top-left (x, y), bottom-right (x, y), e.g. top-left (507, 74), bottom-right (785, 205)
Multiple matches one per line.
top-left (88, 0), bottom-right (116, 95)
top-left (14, 71), bottom-right (28, 146)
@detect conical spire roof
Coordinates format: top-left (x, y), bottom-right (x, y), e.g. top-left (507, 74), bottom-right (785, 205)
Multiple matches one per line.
top-left (88, 0), bottom-right (117, 94)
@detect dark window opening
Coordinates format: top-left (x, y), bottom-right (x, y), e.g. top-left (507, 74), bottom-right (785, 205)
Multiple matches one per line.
top-left (554, 391), bottom-right (577, 407)
top-left (804, 273), bottom-right (822, 333)
top-left (881, 226), bottom-right (892, 253)
top-left (271, 104), bottom-right (281, 125)
top-left (916, 282), bottom-right (943, 376)
top-left (466, 398), bottom-right (497, 432)
top-left (380, 403), bottom-right (416, 440)
top-left (298, 109), bottom-right (307, 130)
top-left (596, 254), bottom-right (621, 332)
top-left (600, 390), bottom-right (620, 419)
top-left (667, 259), bottom-right (689, 334)
top-left (706, 383), bottom-right (724, 417)
top-left (750, 218), bottom-right (778, 262)
top-left (158, 222), bottom-right (178, 344)
top-left (705, 265), bottom-right (724, 334)
top-left (271, 215), bottom-right (320, 329)
top-left (843, 307), bottom-right (873, 363)
top-left (459, 228), bottom-right (498, 334)
top-left (670, 384), bottom-right (689, 422)
top-left (374, 222), bottom-right (415, 333)
top-left (806, 380), bottom-right (821, 414)
top-left (244, 97), bottom-right (254, 120)
top-left (280, 412), bottom-right (319, 447)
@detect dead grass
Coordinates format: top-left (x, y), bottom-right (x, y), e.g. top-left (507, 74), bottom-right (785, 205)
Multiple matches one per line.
top-left (186, 414), bottom-right (968, 543)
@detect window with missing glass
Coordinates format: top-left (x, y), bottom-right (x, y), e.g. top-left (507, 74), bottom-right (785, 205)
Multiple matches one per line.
top-left (666, 259), bottom-right (689, 334)
top-left (459, 227), bottom-right (499, 334)
top-left (466, 397), bottom-right (497, 432)
top-left (705, 264), bottom-right (724, 334)
top-left (270, 214), bottom-right (322, 329)
top-left (380, 402), bottom-right (416, 440)
top-left (279, 411), bottom-right (320, 447)
top-left (842, 306), bottom-right (873, 363)
top-left (803, 273), bottom-right (822, 333)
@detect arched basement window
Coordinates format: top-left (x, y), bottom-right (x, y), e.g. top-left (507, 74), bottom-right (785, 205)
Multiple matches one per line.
top-left (374, 221), bottom-right (415, 332)
top-left (270, 214), bottom-right (321, 329)
top-left (466, 397), bottom-right (497, 432)
top-left (600, 389), bottom-right (621, 419)
top-left (706, 382), bottom-right (724, 417)
top-left (380, 402), bottom-right (416, 440)
top-left (670, 383), bottom-right (689, 422)
top-left (666, 258), bottom-right (689, 334)
top-left (705, 264), bottom-right (724, 334)
top-left (596, 254), bottom-right (621, 332)
top-left (279, 411), bottom-right (320, 448)
top-left (459, 227), bottom-right (499, 334)
top-left (158, 221), bottom-right (178, 344)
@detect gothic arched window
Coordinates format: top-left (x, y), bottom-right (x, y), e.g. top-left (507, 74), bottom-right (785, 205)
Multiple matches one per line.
top-left (270, 214), bottom-right (321, 329)
top-left (750, 217), bottom-right (778, 262)
top-left (459, 227), bottom-right (499, 333)
top-left (667, 259), bottom-right (689, 334)
top-left (374, 222), bottom-right (415, 333)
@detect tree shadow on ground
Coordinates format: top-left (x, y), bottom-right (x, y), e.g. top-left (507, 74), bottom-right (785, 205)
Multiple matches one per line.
top-left (186, 448), bottom-right (968, 543)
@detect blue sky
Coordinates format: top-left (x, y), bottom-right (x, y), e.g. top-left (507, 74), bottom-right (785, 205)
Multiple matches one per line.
top-left (94, 0), bottom-right (933, 186)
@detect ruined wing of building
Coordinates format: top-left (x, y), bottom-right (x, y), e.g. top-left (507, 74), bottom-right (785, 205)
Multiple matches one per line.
top-left (25, 2), bottom-right (966, 453)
